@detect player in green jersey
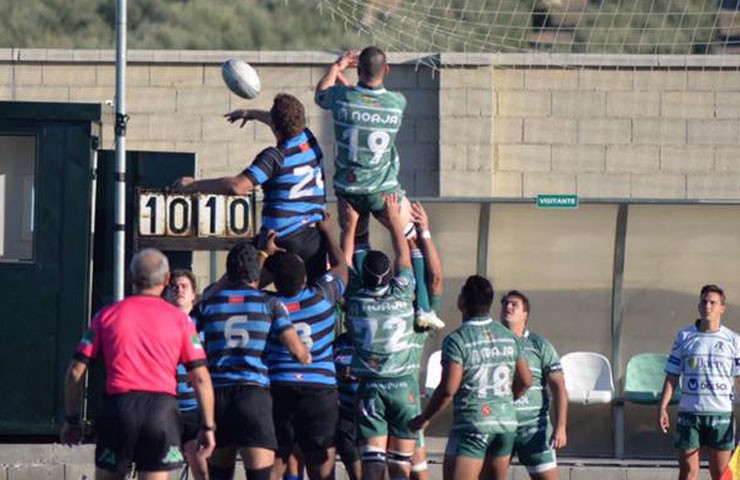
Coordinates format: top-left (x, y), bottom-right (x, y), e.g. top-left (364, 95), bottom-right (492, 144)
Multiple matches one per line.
top-left (341, 193), bottom-right (421, 480)
top-left (409, 276), bottom-right (532, 480)
top-left (500, 290), bottom-right (567, 480)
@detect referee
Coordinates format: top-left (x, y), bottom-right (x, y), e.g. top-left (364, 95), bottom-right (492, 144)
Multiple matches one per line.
top-left (61, 248), bottom-right (216, 480)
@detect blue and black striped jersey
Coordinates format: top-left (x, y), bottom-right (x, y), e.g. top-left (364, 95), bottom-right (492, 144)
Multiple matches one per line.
top-left (193, 285), bottom-right (293, 388)
top-left (176, 316), bottom-right (200, 412)
top-left (242, 128), bottom-right (326, 238)
top-left (334, 332), bottom-right (359, 419)
top-left (265, 272), bottom-right (345, 388)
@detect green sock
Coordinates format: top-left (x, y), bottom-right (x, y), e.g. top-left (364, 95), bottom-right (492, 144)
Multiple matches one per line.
top-left (411, 248), bottom-right (431, 313)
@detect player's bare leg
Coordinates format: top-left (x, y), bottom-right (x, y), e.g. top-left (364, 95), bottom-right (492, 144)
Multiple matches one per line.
top-left (183, 438), bottom-right (209, 480)
top-left (706, 447), bottom-right (732, 480)
top-left (443, 455), bottom-right (483, 480)
top-left (482, 454), bottom-right (512, 480)
top-left (386, 437), bottom-right (416, 480)
top-left (410, 445), bottom-right (429, 480)
top-left (303, 447), bottom-right (336, 480)
top-left (677, 448), bottom-right (700, 480)
top-left (528, 467), bottom-right (560, 480)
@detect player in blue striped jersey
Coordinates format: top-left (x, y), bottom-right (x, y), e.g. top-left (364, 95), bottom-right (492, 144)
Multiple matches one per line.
top-left (174, 93), bottom-right (329, 282)
top-left (263, 216), bottom-right (348, 480)
top-left (193, 242), bottom-right (310, 480)
top-left (334, 327), bottom-right (361, 480)
top-left (165, 269), bottom-right (209, 480)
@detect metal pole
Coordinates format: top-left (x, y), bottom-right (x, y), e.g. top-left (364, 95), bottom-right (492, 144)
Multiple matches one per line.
top-left (114, 0), bottom-right (128, 300)
top-left (611, 203), bottom-right (629, 458)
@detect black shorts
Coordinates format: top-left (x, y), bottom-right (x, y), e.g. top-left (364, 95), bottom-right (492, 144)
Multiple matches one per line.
top-left (95, 392), bottom-right (184, 473)
top-left (335, 415), bottom-right (360, 463)
top-left (271, 385), bottom-right (339, 455)
top-left (257, 226), bottom-right (328, 283)
top-left (214, 384), bottom-right (276, 450)
top-left (181, 409), bottom-right (200, 444)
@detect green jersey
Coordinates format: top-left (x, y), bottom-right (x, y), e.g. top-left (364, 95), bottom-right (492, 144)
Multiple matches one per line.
top-left (514, 330), bottom-right (561, 427)
top-left (348, 268), bottom-right (417, 379)
top-left (443, 318), bottom-right (522, 434)
top-left (316, 84), bottom-right (407, 195)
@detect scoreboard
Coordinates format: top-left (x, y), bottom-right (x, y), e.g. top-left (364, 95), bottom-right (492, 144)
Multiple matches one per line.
top-left (134, 189), bottom-right (256, 251)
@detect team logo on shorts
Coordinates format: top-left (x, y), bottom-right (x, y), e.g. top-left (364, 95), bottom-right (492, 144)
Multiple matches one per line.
top-left (481, 405), bottom-right (491, 417)
top-left (161, 446), bottom-right (184, 464)
top-left (97, 448), bottom-right (116, 466)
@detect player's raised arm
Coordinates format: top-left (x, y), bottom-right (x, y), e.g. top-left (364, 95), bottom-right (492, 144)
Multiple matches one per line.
top-left (339, 199), bottom-right (360, 267)
top-left (384, 193), bottom-right (411, 272)
top-left (411, 201), bottom-right (443, 296)
top-left (172, 173), bottom-right (254, 196)
top-left (224, 108), bottom-right (272, 128)
top-left (316, 50), bottom-right (358, 96)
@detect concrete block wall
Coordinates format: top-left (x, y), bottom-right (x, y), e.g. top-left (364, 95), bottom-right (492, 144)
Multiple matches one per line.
top-left (437, 53), bottom-right (740, 200)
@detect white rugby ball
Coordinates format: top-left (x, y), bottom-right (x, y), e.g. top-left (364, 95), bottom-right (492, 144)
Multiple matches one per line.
top-left (221, 59), bottom-right (261, 99)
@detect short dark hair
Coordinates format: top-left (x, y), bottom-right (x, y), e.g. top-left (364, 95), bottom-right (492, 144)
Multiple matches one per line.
top-left (501, 290), bottom-right (530, 314)
top-left (264, 252), bottom-right (306, 297)
top-left (362, 250), bottom-right (393, 289)
top-left (358, 46), bottom-right (387, 81)
top-left (460, 275), bottom-right (494, 317)
top-left (170, 269), bottom-right (197, 291)
top-left (226, 242), bottom-right (261, 284)
top-left (270, 93), bottom-right (305, 139)
top-left (701, 284), bottom-right (726, 305)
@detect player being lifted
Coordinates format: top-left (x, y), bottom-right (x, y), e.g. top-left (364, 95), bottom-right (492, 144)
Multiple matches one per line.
top-left (174, 93), bottom-right (328, 282)
top-left (315, 46), bottom-right (443, 330)
top-left (409, 276), bottom-right (532, 480)
top-left (500, 290), bottom-right (567, 480)
top-left (341, 193), bottom-right (424, 480)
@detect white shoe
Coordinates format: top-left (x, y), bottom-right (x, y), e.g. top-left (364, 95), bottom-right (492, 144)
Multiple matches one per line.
top-left (415, 311), bottom-right (446, 330)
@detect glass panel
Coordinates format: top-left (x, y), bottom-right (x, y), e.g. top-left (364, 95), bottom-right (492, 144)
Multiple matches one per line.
top-left (487, 203), bottom-right (618, 456)
top-left (0, 136), bottom-right (35, 261)
top-left (621, 204), bottom-right (740, 458)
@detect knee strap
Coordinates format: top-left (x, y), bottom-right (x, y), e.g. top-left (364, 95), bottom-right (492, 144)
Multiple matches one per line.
top-left (248, 466), bottom-right (273, 480)
top-left (387, 450), bottom-right (413, 467)
top-left (361, 445), bottom-right (387, 465)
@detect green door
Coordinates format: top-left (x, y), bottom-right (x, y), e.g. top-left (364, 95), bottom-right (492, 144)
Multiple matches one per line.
top-left (0, 103), bottom-right (100, 435)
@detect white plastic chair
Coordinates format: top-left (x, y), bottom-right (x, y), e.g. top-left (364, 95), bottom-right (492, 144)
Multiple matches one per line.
top-left (424, 350), bottom-right (442, 397)
top-left (560, 351), bottom-right (615, 404)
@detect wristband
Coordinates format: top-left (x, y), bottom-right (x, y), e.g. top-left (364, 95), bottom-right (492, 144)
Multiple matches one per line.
top-left (259, 250), bottom-right (269, 259)
top-left (65, 413), bottom-right (80, 425)
top-left (420, 230), bottom-right (432, 239)
top-left (201, 424), bottom-right (216, 432)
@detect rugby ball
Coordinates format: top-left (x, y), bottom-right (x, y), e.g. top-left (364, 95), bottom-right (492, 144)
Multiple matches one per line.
top-left (221, 59), bottom-right (261, 99)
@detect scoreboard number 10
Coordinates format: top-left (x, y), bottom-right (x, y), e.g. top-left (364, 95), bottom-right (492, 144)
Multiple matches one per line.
top-left (138, 192), bottom-right (252, 238)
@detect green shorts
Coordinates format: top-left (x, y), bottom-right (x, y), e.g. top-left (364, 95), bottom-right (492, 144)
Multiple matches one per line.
top-left (357, 375), bottom-right (420, 440)
top-left (338, 187), bottom-right (405, 215)
top-left (675, 412), bottom-right (734, 451)
top-left (444, 430), bottom-right (516, 460)
top-left (513, 422), bottom-right (557, 474)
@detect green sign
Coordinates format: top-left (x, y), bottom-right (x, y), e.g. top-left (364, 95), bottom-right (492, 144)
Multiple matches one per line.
top-left (536, 194), bottom-right (578, 209)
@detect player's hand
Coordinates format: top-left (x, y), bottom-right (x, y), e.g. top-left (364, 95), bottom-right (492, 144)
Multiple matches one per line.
top-left (172, 176), bottom-right (195, 190)
top-left (318, 211), bottom-right (334, 233)
top-left (196, 429), bottom-right (216, 459)
top-left (264, 230), bottom-right (285, 256)
top-left (407, 415), bottom-right (429, 432)
top-left (382, 193), bottom-right (402, 226)
top-left (336, 50), bottom-right (359, 70)
top-left (338, 198), bottom-right (360, 229)
top-left (658, 407), bottom-right (670, 434)
top-left (550, 425), bottom-right (567, 449)
top-left (60, 421), bottom-right (83, 445)
top-left (224, 109), bottom-right (252, 128)
top-left (411, 202), bottom-right (430, 232)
